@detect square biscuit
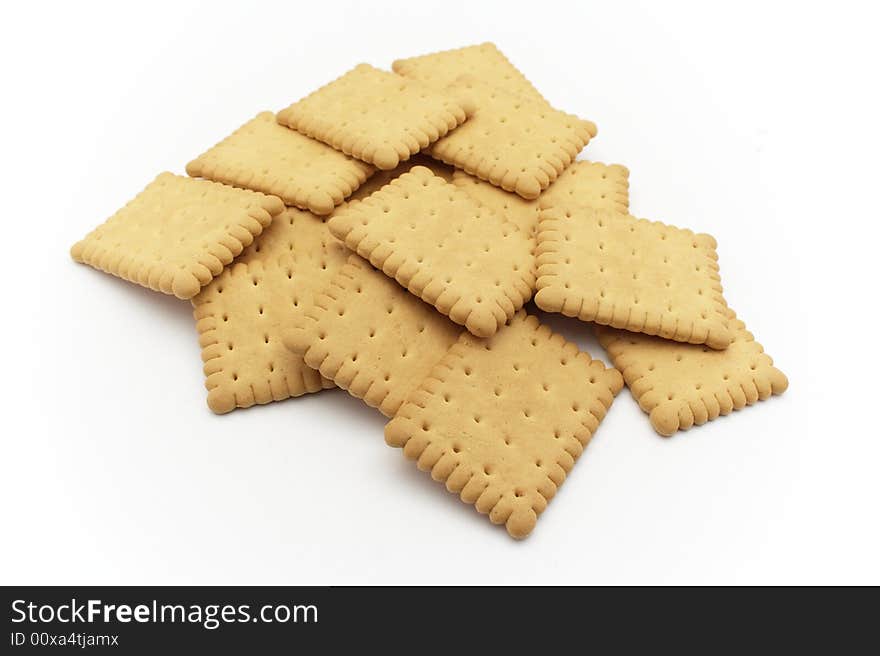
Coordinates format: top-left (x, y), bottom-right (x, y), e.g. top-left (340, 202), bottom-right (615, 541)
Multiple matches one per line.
top-left (70, 173), bottom-right (283, 299)
top-left (327, 166), bottom-right (535, 338)
top-left (284, 255), bottom-right (462, 417)
top-left (392, 42), bottom-right (548, 105)
top-left (385, 311), bottom-right (623, 539)
top-left (192, 209), bottom-right (348, 413)
top-left (535, 208), bottom-right (732, 349)
top-left (186, 111), bottom-right (375, 216)
top-left (192, 260), bottom-right (335, 414)
top-left (277, 64), bottom-right (474, 171)
top-left (429, 77), bottom-right (596, 200)
top-left (452, 161), bottom-right (629, 238)
top-left (596, 307), bottom-right (788, 436)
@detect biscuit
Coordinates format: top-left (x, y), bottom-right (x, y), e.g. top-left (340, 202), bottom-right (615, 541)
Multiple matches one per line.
top-left (392, 42), bottom-right (548, 105)
top-left (327, 166), bottom-right (535, 338)
top-left (277, 64), bottom-right (474, 170)
top-left (451, 171), bottom-right (539, 237)
top-left (452, 161), bottom-right (630, 237)
top-left (284, 255), bottom-right (462, 417)
top-left (186, 111), bottom-right (374, 216)
top-left (539, 160), bottom-right (630, 214)
top-left (237, 206), bottom-right (344, 267)
top-left (192, 209), bottom-right (348, 413)
top-left (535, 208), bottom-right (732, 349)
top-left (70, 173), bottom-right (283, 299)
top-left (385, 311), bottom-right (623, 539)
top-left (596, 307), bottom-right (788, 436)
top-left (192, 261), bottom-right (334, 413)
top-left (330, 155), bottom-right (453, 218)
top-left (429, 77), bottom-right (596, 199)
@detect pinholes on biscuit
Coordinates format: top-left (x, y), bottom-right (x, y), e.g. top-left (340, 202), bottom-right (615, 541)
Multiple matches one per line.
top-left (191, 209), bottom-right (347, 413)
top-left (284, 255), bottom-right (462, 417)
top-left (393, 42), bottom-right (549, 106)
top-left (428, 77), bottom-right (596, 200)
top-left (71, 173), bottom-right (284, 300)
top-left (327, 155), bottom-right (454, 219)
top-left (453, 160), bottom-right (630, 238)
top-left (538, 160), bottom-right (630, 215)
top-left (385, 312), bottom-right (623, 539)
top-left (596, 307), bottom-right (788, 436)
top-left (535, 207), bottom-right (732, 349)
top-left (186, 111), bottom-right (375, 216)
top-left (327, 166), bottom-right (535, 338)
top-left (277, 64), bottom-right (475, 171)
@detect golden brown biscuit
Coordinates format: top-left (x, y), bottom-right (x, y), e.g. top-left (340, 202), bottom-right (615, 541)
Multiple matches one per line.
top-left (284, 255), bottom-right (462, 417)
top-left (385, 312), bottom-right (623, 538)
top-left (71, 173), bottom-right (283, 299)
top-left (192, 209), bottom-right (347, 413)
top-left (328, 155), bottom-right (454, 218)
top-left (539, 160), bottom-right (630, 214)
top-left (193, 260), bottom-right (334, 414)
top-left (452, 161), bottom-right (629, 237)
top-left (535, 208), bottom-right (732, 349)
top-left (392, 42), bottom-right (548, 105)
top-left (596, 307), bottom-right (788, 435)
top-left (237, 206), bottom-right (342, 267)
top-left (277, 64), bottom-right (474, 170)
top-left (429, 77), bottom-right (596, 199)
top-left (328, 166), bottom-right (535, 337)
top-left (186, 111), bottom-right (374, 216)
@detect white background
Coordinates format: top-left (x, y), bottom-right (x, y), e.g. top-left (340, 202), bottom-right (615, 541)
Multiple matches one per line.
top-left (1, 0), bottom-right (877, 585)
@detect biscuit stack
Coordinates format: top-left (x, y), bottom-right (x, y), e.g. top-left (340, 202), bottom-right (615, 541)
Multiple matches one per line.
top-left (71, 44), bottom-right (788, 539)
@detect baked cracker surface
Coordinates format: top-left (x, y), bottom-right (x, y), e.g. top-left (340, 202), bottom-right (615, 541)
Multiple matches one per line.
top-left (186, 111), bottom-right (374, 216)
top-left (191, 209), bottom-right (347, 413)
top-left (237, 206), bottom-right (344, 267)
top-left (328, 155), bottom-right (453, 219)
top-left (429, 77), bottom-right (596, 199)
top-left (538, 160), bottom-right (630, 214)
top-left (392, 42), bottom-right (548, 105)
top-left (385, 311), bottom-right (623, 539)
top-left (535, 207), bottom-right (732, 349)
top-left (284, 255), bottom-right (462, 417)
top-left (277, 64), bottom-right (474, 171)
top-left (452, 161), bottom-right (630, 237)
top-left (70, 173), bottom-right (283, 299)
top-left (596, 307), bottom-right (788, 436)
top-left (327, 166), bottom-right (535, 338)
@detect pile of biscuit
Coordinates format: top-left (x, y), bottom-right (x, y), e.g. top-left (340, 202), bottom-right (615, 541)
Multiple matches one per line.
top-left (71, 44), bottom-right (788, 539)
